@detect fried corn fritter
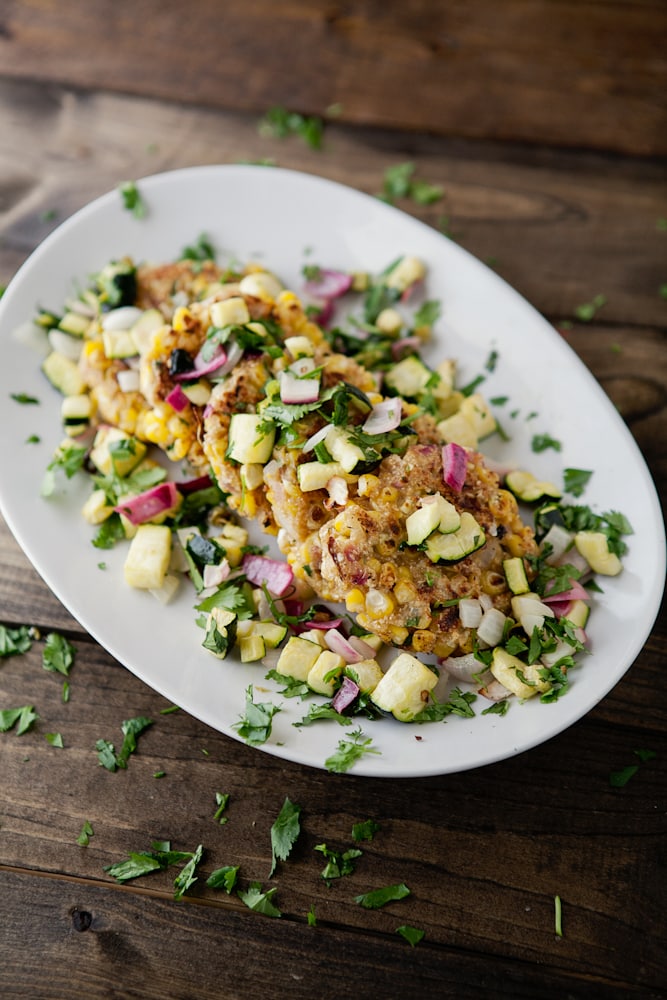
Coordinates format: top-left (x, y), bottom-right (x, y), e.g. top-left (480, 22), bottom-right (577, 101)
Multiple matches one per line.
top-left (74, 255), bottom-right (538, 657)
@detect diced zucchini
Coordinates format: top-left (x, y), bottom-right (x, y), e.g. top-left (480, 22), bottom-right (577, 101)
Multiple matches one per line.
top-left (458, 393), bottom-right (496, 440)
top-left (210, 297), bottom-right (250, 328)
top-left (284, 335), bottom-right (314, 359)
top-left (563, 599), bottom-right (590, 629)
top-left (345, 658), bottom-right (383, 694)
top-left (506, 470), bottom-right (561, 503)
top-left (180, 381), bottom-right (212, 406)
top-left (307, 650), bottom-right (345, 696)
top-left (299, 628), bottom-right (329, 649)
top-left (227, 414), bottom-right (275, 465)
top-left (81, 489), bottom-right (114, 525)
top-left (503, 557), bottom-right (530, 595)
top-left (130, 309), bottom-right (165, 352)
top-left (357, 632), bottom-right (383, 652)
top-left (240, 462), bottom-right (265, 491)
top-left (384, 355), bottom-right (432, 398)
top-left (123, 524), bottom-right (172, 589)
top-left (236, 620), bottom-right (288, 648)
top-left (239, 635), bottom-right (266, 663)
top-left (370, 652), bottom-right (438, 722)
top-left (574, 531), bottom-right (622, 576)
top-left (425, 512), bottom-right (485, 564)
top-left (490, 647), bottom-right (551, 699)
top-left (297, 460), bottom-right (346, 492)
top-left (384, 256), bottom-right (426, 293)
top-left (90, 427), bottom-right (147, 476)
top-left (42, 351), bottom-right (87, 397)
top-left (375, 308), bottom-right (403, 335)
top-left (61, 393), bottom-right (94, 436)
top-left (405, 494), bottom-right (461, 546)
top-left (275, 636), bottom-right (322, 681)
top-left (58, 311), bottom-right (91, 337)
top-left (102, 328), bottom-right (138, 359)
top-left (324, 426), bottom-right (365, 473)
top-left (436, 411), bottom-right (478, 449)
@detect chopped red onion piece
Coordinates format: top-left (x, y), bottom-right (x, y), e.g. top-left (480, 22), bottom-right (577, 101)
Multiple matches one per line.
top-left (203, 560), bottom-right (231, 589)
top-left (332, 676), bottom-right (360, 713)
top-left (361, 399), bottom-right (402, 435)
top-left (303, 269), bottom-right (353, 301)
top-left (442, 442), bottom-right (468, 492)
top-left (178, 474), bottom-right (213, 494)
top-left (543, 580), bottom-right (589, 603)
top-left (114, 482), bottom-right (180, 526)
top-left (242, 554), bottom-right (294, 597)
top-left (165, 384), bottom-right (190, 412)
top-left (348, 635), bottom-right (378, 659)
top-left (306, 617), bottom-right (344, 630)
top-left (174, 347), bottom-right (226, 381)
top-left (324, 628), bottom-right (364, 663)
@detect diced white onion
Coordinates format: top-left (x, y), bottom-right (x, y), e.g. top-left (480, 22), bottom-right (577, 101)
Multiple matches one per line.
top-left (48, 328), bottom-right (83, 361)
top-left (542, 524), bottom-right (575, 564)
top-left (116, 368), bottom-right (141, 393)
top-left (12, 320), bottom-right (50, 356)
top-left (101, 306), bottom-right (143, 331)
top-left (478, 593), bottom-right (494, 612)
top-left (149, 574), bottom-right (180, 605)
top-left (442, 653), bottom-right (485, 684)
top-left (459, 597), bottom-right (483, 629)
top-left (476, 607), bottom-right (507, 646)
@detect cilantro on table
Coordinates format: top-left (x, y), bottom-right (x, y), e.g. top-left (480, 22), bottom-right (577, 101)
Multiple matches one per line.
top-left (10, 392), bottom-right (40, 405)
top-left (213, 792), bottom-right (230, 824)
top-left (45, 732), bottom-right (64, 748)
top-left (325, 727), bottom-right (380, 773)
top-left (0, 624), bottom-right (33, 658)
top-left (307, 905), bottom-right (317, 927)
top-left (379, 162), bottom-right (443, 206)
top-left (352, 819), bottom-right (380, 842)
top-left (77, 820), bottom-right (94, 847)
top-left (563, 468), bottom-right (593, 497)
top-left (238, 883), bottom-right (281, 917)
top-left (574, 294), bottom-right (606, 322)
top-left (259, 105), bottom-right (324, 150)
top-left (206, 865), bottom-right (239, 893)
top-left (105, 841), bottom-right (204, 901)
top-left (118, 180), bottom-right (147, 219)
top-left (95, 716), bottom-right (153, 771)
top-left (610, 749), bottom-right (656, 787)
top-left (42, 632), bottom-right (75, 675)
top-left (355, 883), bottom-right (411, 909)
top-left (233, 685), bottom-right (280, 746)
top-left (0, 706), bottom-right (39, 735)
top-left (315, 843), bottom-right (363, 884)
top-left (554, 896), bottom-right (563, 938)
top-left (397, 925), bottom-right (425, 947)
top-left (269, 796), bottom-right (302, 877)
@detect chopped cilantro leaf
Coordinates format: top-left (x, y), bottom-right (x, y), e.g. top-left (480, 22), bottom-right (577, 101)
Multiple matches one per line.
top-left (413, 299), bottom-right (441, 328)
top-left (42, 632), bottom-right (75, 676)
top-left (104, 841), bottom-right (203, 900)
top-left (610, 764), bottom-right (639, 788)
top-left (295, 703), bottom-right (352, 726)
top-left (95, 716), bottom-right (152, 771)
top-left (563, 468), bottom-right (593, 497)
top-left (77, 820), bottom-right (94, 846)
top-left (259, 106), bottom-right (323, 149)
top-left (238, 882), bottom-right (282, 917)
top-left (206, 865), bottom-right (239, 893)
top-left (352, 819), bottom-right (380, 842)
top-left (118, 180), bottom-right (147, 219)
top-left (213, 792), bottom-right (230, 824)
top-left (45, 732), bottom-right (64, 748)
top-left (307, 905), bottom-right (317, 926)
top-left (233, 685), bottom-right (280, 746)
top-left (11, 392), bottom-right (40, 405)
top-left (355, 883), bottom-right (411, 909)
top-left (574, 294), bottom-right (606, 322)
top-left (633, 748), bottom-right (656, 762)
top-left (26, 434), bottom-right (41, 444)
top-left (180, 233), bottom-right (216, 262)
top-left (173, 843), bottom-right (203, 900)
top-left (315, 843), bottom-right (363, 883)
top-left (414, 686), bottom-right (476, 722)
top-left (325, 727), bottom-right (380, 772)
top-left (481, 700), bottom-right (510, 716)
top-left (531, 433), bottom-right (562, 453)
top-left (0, 706), bottom-right (39, 735)
top-left (0, 624), bottom-right (33, 658)
top-left (397, 925), bottom-right (425, 946)
top-left (92, 513), bottom-right (126, 550)
top-left (266, 669), bottom-right (312, 700)
top-left (554, 895), bottom-right (563, 937)
top-left (269, 797), bottom-right (302, 877)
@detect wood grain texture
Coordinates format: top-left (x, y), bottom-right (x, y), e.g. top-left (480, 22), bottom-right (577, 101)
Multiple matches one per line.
top-left (1, 623), bottom-right (666, 995)
top-left (0, 0), bottom-right (665, 156)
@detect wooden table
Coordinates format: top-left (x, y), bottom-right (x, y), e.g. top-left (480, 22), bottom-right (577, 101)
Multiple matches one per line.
top-left (1, 3), bottom-right (666, 997)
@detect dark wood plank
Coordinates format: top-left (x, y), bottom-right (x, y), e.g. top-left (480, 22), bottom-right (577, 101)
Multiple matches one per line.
top-left (2, 871), bottom-right (656, 1000)
top-left (1, 631), bottom-right (665, 991)
top-left (0, 80), bottom-right (666, 332)
top-left (0, 0), bottom-right (665, 156)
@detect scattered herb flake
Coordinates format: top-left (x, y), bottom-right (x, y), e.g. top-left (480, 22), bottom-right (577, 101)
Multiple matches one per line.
top-left (259, 106), bottom-right (324, 149)
top-left (160, 704), bottom-right (181, 715)
top-left (633, 749), bottom-right (656, 762)
top-left (206, 865), bottom-right (239, 893)
top-left (563, 468), bottom-right (593, 497)
top-left (45, 732), bottom-right (64, 748)
top-left (11, 392), bottom-right (40, 405)
top-left (180, 233), bottom-right (216, 262)
top-left (238, 882), bottom-right (282, 918)
top-left (659, 283), bottom-right (667, 300)
top-left (0, 706), bottom-right (39, 735)
top-left (574, 294), bottom-right (606, 322)
top-left (355, 883), bottom-right (411, 909)
top-left (62, 681), bottom-right (70, 703)
top-left (95, 716), bottom-right (152, 771)
top-left (269, 796), bottom-right (302, 877)
top-left (118, 180), bottom-right (147, 219)
top-left (153, 771), bottom-right (166, 779)
top-left (77, 820), bottom-right (94, 846)
top-left (531, 433), bottom-right (562, 454)
top-left (307, 905), bottom-right (317, 926)
top-left (554, 895), bottom-right (563, 937)
top-left (214, 792), bottom-right (230, 824)
top-left (325, 727), bottom-right (381, 773)
top-left (26, 434), bottom-right (41, 444)
top-left (352, 819), bottom-right (380, 842)
top-left (0, 624), bottom-right (33, 658)
top-left (481, 700), bottom-right (510, 716)
top-left (397, 925), bottom-right (425, 946)
top-left (233, 685), bottom-right (281, 746)
top-left (609, 764), bottom-right (639, 787)
top-left (42, 632), bottom-right (75, 676)
top-left (314, 843), bottom-right (363, 883)
top-left (173, 843), bottom-right (203, 901)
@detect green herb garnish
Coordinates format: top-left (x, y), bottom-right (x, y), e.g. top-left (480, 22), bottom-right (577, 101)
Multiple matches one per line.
top-left (269, 797), bottom-right (302, 877)
top-left (233, 685), bottom-right (280, 746)
top-left (397, 925), bottom-right (425, 946)
top-left (563, 468), bottom-right (593, 497)
top-left (42, 632), bottom-right (75, 676)
top-left (118, 181), bottom-right (147, 219)
top-left (355, 883), bottom-right (411, 909)
top-left (325, 727), bottom-right (380, 773)
top-left (238, 883), bottom-right (282, 917)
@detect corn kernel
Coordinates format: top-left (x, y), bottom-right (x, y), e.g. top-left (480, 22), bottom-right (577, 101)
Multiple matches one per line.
top-left (365, 589), bottom-right (395, 619)
top-left (393, 580), bottom-right (419, 604)
top-left (357, 474), bottom-right (379, 497)
top-left (389, 625), bottom-right (409, 645)
top-left (411, 630), bottom-right (436, 653)
top-left (346, 589), bottom-right (365, 613)
top-left (482, 570), bottom-right (507, 595)
top-left (172, 307), bottom-right (196, 333)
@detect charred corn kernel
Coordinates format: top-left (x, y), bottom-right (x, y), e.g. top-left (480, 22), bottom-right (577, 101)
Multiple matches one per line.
top-left (396, 565), bottom-right (413, 582)
top-left (482, 570), bottom-right (507, 595)
top-left (345, 589), bottom-right (365, 613)
top-left (376, 308), bottom-right (403, 335)
top-left (365, 589), bottom-right (395, 619)
top-left (375, 539), bottom-right (399, 558)
top-left (411, 629), bottom-right (436, 654)
top-left (433, 639), bottom-right (457, 659)
top-left (389, 625), bottom-right (410, 645)
top-left (393, 580), bottom-right (419, 604)
top-left (357, 474), bottom-right (379, 497)
top-left (172, 306), bottom-right (197, 333)
top-left (489, 490), bottom-right (519, 519)
top-left (378, 486), bottom-right (399, 505)
top-left (505, 533), bottom-right (528, 558)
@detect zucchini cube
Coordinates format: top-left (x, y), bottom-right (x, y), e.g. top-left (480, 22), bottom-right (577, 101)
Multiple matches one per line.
top-left (123, 524), bottom-right (172, 590)
top-left (370, 652), bottom-right (438, 722)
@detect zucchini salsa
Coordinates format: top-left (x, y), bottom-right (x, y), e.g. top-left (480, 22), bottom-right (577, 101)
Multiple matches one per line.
top-left (33, 246), bottom-right (632, 735)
